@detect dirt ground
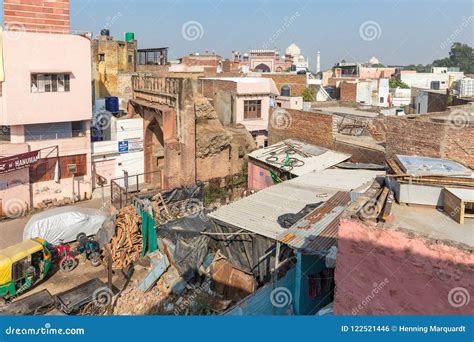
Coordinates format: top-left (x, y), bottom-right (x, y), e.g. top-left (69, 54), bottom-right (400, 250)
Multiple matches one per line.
top-left (0, 198), bottom-right (104, 249)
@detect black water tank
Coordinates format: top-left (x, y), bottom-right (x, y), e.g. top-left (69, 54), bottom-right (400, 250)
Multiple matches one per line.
top-left (100, 29), bottom-right (110, 36)
top-left (281, 85), bottom-right (291, 96)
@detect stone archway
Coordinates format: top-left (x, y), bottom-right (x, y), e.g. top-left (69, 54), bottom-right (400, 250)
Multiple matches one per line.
top-left (144, 117), bottom-right (165, 185)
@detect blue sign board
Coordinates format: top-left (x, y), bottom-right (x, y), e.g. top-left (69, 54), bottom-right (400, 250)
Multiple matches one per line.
top-left (118, 141), bottom-right (129, 154)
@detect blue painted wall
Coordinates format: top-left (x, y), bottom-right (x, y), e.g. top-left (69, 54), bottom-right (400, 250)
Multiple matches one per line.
top-left (226, 254), bottom-right (332, 315)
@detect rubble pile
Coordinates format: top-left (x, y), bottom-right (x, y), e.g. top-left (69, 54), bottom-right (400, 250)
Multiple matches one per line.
top-left (106, 205), bottom-right (142, 269)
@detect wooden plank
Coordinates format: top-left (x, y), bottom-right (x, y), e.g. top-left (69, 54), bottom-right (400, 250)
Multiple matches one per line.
top-left (443, 188), bottom-right (464, 224)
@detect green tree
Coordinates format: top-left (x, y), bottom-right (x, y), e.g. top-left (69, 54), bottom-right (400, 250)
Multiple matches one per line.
top-left (301, 88), bottom-right (316, 102)
top-left (432, 42), bottom-right (474, 74)
top-left (389, 79), bottom-right (409, 89)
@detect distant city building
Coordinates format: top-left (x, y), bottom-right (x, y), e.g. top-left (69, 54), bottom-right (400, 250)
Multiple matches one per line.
top-left (91, 30), bottom-right (137, 99)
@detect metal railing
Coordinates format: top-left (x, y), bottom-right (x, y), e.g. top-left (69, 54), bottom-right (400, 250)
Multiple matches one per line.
top-left (110, 170), bottom-right (162, 209)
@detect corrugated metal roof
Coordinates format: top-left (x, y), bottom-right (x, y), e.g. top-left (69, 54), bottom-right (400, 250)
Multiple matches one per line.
top-left (209, 169), bottom-right (383, 240)
top-left (248, 139), bottom-right (351, 176)
top-left (277, 191), bottom-right (351, 253)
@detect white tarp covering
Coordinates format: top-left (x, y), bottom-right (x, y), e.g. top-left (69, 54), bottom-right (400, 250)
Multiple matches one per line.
top-left (23, 206), bottom-right (107, 245)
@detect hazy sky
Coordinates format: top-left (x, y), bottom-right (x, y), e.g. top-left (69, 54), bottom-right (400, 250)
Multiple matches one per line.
top-left (25, 0), bottom-right (474, 69)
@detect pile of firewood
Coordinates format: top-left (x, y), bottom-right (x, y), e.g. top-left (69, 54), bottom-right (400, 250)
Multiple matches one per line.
top-left (107, 205), bottom-right (142, 269)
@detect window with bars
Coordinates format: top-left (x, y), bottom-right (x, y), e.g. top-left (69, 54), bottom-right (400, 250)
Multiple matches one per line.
top-left (29, 154), bottom-right (87, 183)
top-left (31, 73), bottom-right (70, 93)
top-left (243, 100), bottom-right (262, 119)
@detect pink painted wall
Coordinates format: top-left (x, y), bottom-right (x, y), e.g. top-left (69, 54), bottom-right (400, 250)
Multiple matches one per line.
top-left (334, 219), bottom-right (474, 315)
top-left (359, 67), bottom-right (396, 80)
top-left (247, 161), bottom-right (274, 191)
top-left (0, 31), bottom-right (93, 210)
top-left (0, 144), bottom-right (30, 215)
top-left (0, 31), bottom-right (92, 125)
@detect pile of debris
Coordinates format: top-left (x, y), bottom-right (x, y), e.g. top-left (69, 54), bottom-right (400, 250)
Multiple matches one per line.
top-left (106, 205), bottom-right (142, 269)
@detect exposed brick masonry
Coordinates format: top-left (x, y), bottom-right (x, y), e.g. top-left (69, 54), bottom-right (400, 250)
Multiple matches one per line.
top-left (386, 116), bottom-right (473, 169)
top-left (268, 108), bottom-right (334, 147)
top-left (4, 0), bottom-right (70, 34)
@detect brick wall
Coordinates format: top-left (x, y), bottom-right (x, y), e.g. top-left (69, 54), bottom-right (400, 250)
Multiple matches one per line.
top-left (333, 141), bottom-right (386, 164)
top-left (261, 74), bottom-right (307, 96)
top-left (386, 116), bottom-right (445, 159)
top-left (444, 125), bottom-right (474, 169)
top-left (268, 108), bottom-right (334, 147)
top-left (4, 0), bottom-right (70, 34)
top-left (340, 81), bottom-right (357, 102)
top-left (386, 116), bottom-right (473, 168)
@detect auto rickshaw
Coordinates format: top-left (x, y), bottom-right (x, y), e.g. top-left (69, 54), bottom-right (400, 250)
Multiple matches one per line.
top-left (0, 238), bottom-right (53, 304)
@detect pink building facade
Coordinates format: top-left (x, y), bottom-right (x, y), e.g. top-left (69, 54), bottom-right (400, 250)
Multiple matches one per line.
top-left (0, 10), bottom-right (92, 217)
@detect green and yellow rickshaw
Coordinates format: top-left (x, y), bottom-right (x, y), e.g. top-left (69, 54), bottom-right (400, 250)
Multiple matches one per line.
top-left (0, 238), bottom-right (53, 304)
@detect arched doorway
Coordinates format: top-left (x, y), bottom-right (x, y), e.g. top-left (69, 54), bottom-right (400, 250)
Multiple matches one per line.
top-left (144, 117), bottom-right (165, 186)
top-left (254, 63), bottom-right (271, 72)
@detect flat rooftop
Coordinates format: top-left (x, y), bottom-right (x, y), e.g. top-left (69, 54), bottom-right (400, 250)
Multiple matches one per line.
top-left (312, 106), bottom-right (379, 119)
top-left (391, 203), bottom-right (474, 248)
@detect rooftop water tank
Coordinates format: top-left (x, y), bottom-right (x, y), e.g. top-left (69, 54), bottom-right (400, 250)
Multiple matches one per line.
top-left (105, 96), bottom-right (119, 113)
top-left (100, 29), bottom-right (110, 37)
top-left (125, 32), bottom-right (135, 42)
top-left (281, 85), bottom-right (291, 96)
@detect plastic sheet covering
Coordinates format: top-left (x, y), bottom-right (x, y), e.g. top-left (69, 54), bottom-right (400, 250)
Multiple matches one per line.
top-left (95, 216), bottom-right (116, 248)
top-left (23, 206), bottom-right (107, 245)
top-left (157, 212), bottom-right (211, 281)
top-left (277, 202), bottom-right (322, 228)
top-left (160, 181), bottom-right (204, 204)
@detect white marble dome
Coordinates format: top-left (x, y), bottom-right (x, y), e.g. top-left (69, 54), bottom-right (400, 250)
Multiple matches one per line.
top-left (369, 56), bottom-right (380, 65)
top-left (285, 43), bottom-right (301, 57)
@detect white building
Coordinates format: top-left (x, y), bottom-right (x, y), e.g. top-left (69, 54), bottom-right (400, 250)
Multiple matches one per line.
top-left (399, 69), bottom-right (464, 90)
top-left (91, 112), bottom-right (144, 195)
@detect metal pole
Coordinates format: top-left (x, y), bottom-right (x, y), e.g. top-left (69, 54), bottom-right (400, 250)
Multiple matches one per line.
top-left (72, 173), bottom-right (75, 203)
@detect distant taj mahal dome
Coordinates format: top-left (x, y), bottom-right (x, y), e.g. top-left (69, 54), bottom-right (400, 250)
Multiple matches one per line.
top-left (285, 43), bottom-right (301, 57)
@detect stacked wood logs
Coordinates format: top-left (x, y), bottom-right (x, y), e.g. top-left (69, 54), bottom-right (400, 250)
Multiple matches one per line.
top-left (107, 205), bottom-right (142, 269)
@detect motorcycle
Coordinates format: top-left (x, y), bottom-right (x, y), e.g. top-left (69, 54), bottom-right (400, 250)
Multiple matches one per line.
top-left (55, 240), bottom-right (78, 273)
top-left (76, 233), bottom-right (101, 267)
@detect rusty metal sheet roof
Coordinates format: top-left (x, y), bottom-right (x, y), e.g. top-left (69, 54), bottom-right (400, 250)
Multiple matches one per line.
top-left (277, 191), bottom-right (351, 254)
